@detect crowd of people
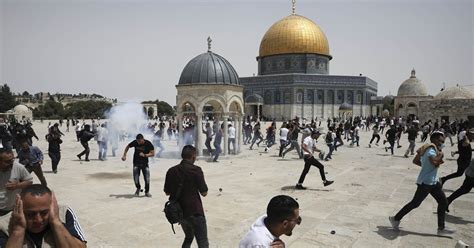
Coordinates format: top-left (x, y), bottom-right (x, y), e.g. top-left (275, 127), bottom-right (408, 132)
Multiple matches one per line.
top-left (0, 113), bottom-right (472, 247)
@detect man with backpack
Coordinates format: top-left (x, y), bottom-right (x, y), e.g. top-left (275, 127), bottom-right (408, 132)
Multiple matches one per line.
top-left (389, 132), bottom-right (454, 234)
top-left (164, 145), bottom-right (209, 248)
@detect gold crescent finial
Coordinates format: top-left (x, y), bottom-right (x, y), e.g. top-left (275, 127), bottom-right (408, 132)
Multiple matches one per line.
top-left (292, 0), bottom-right (296, 15)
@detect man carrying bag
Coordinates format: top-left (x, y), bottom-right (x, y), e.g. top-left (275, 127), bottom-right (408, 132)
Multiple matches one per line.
top-left (164, 145), bottom-right (209, 248)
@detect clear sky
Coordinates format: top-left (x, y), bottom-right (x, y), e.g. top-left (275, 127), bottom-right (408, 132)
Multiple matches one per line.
top-left (1, 0), bottom-right (472, 104)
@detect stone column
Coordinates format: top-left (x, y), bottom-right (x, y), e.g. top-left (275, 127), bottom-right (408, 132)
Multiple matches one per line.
top-left (177, 113), bottom-right (184, 152)
top-left (223, 114), bottom-right (229, 156)
top-left (196, 112), bottom-right (203, 157)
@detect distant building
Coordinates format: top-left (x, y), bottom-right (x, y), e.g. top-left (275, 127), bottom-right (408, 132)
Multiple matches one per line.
top-left (0, 104), bottom-right (33, 121)
top-left (394, 69), bottom-right (474, 125)
top-left (394, 69), bottom-right (433, 118)
top-left (14, 92), bottom-right (116, 109)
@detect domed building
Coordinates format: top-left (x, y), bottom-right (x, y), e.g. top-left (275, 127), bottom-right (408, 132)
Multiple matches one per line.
top-left (418, 85), bottom-right (474, 123)
top-left (394, 69), bottom-right (433, 118)
top-left (5, 104), bottom-right (33, 121)
top-left (176, 38), bottom-right (244, 156)
top-left (240, 5), bottom-right (378, 120)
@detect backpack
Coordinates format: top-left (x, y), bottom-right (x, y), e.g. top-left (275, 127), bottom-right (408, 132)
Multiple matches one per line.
top-left (163, 172), bottom-right (185, 234)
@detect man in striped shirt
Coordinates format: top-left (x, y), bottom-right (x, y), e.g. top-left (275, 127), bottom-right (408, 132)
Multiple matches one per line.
top-left (0, 184), bottom-right (87, 247)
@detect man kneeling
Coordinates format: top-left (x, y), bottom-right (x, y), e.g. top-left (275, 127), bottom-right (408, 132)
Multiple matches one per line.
top-left (0, 184), bottom-right (87, 247)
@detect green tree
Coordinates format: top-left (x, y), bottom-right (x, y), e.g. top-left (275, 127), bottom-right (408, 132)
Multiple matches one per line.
top-left (0, 84), bottom-right (18, 113)
top-left (64, 100), bottom-right (112, 119)
top-left (33, 99), bottom-right (65, 119)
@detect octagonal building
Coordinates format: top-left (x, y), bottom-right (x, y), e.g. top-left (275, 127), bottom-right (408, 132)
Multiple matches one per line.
top-left (240, 10), bottom-right (378, 120)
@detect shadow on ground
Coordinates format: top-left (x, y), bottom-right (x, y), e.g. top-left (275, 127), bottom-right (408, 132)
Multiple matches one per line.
top-left (109, 194), bottom-right (141, 199)
top-left (88, 172), bottom-right (130, 179)
top-left (444, 214), bottom-right (474, 225)
top-left (375, 226), bottom-right (453, 240)
top-left (281, 185), bottom-right (332, 192)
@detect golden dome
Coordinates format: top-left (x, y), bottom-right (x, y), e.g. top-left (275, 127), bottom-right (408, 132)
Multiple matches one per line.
top-left (259, 14), bottom-right (331, 58)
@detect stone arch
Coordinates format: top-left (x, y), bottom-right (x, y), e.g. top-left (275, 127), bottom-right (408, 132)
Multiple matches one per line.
top-left (407, 102), bottom-right (417, 108)
top-left (356, 90), bottom-right (363, 104)
top-left (198, 95), bottom-right (226, 113)
top-left (347, 91), bottom-right (354, 104)
top-left (398, 104), bottom-right (404, 109)
top-left (178, 101), bottom-right (196, 112)
top-left (296, 89), bottom-right (304, 104)
top-left (227, 96), bottom-right (244, 115)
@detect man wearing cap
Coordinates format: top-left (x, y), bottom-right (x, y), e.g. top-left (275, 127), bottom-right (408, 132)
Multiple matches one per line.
top-left (295, 130), bottom-right (334, 190)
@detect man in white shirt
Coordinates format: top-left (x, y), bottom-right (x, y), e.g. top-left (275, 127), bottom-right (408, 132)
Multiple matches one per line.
top-left (97, 123), bottom-right (109, 161)
top-left (228, 124), bottom-right (236, 154)
top-left (0, 148), bottom-right (33, 216)
top-left (278, 124), bottom-right (289, 157)
top-left (295, 131), bottom-right (334, 190)
top-left (239, 195), bottom-right (300, 248)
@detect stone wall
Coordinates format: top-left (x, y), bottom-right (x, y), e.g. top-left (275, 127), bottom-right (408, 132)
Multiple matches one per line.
top-left (419, 99), bottom-right (474, 124)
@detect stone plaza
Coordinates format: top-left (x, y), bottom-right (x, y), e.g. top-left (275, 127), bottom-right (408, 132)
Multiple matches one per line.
top-left (26, 120), bottom-right (473, 247)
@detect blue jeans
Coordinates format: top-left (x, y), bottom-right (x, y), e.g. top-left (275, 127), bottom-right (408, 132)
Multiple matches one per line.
top-left (133, 164), bottom-right (150, 193)
top-left (350, 136), bottom-right (359, 146)
top-left (181, 215), bottom-right (209, 248)
top-left (325, 144), bottom-right (334, 159)
top-left (48, 151), bottom-right (61, 172)
top-left (213, 143), bottom-right (221, 161)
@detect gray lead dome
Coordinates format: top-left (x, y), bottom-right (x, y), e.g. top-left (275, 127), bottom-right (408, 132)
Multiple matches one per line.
top-left (178, 51), bottom-right (240, 85)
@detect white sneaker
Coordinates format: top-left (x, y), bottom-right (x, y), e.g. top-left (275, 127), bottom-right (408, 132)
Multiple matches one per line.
top-left (437, 227), bottom-right (455, 235)
top-left (389, 216), bottom-right (400, 230)
top-left (455, 240), bottom-right (469, 248)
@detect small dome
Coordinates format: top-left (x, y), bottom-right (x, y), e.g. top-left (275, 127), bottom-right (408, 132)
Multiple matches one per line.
top-left (259, 14), bottom-right (331, 58)
top-left (397, 69), bottom-right (428, 97)
top-left (339, 103), bottom-right (353, 110)
top-left (13, 104), bottom-right (31, 114)
top-left (435, 85), bottom-right (474, 100)
top-left (178, 50), bottom-right (239, 85)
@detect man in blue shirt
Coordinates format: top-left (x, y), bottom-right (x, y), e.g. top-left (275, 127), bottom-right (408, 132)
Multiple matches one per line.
top-left (389, 132), bottom-right (454, 234)
top-left (17, 140), bottom-right (47, 187)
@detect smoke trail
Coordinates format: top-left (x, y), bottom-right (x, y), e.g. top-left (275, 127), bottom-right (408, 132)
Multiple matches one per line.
top-left (105, 102), bottom-right (154, 140)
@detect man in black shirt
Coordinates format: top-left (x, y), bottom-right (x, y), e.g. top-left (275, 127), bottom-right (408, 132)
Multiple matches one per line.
top-left (46, 125), bottom-right (62, 174)
top-left (122, 134), bottom-right (155, 197)
top-left (164, 145), bottom-right (209, 248)
top-left (404, 124), bottom-right (418, 158)
top-left (385, 125), bottom-right (397, 155)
